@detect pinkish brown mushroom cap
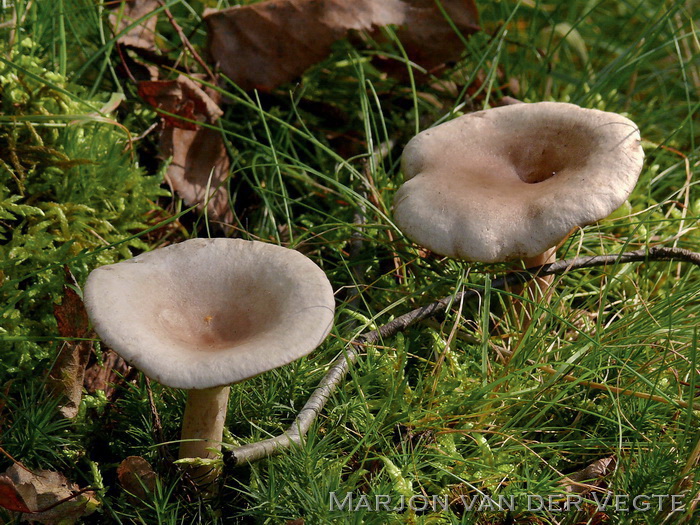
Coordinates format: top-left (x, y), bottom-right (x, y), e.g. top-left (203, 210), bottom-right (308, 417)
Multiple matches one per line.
top-left (393, 102), bottom-right (644, 262)
top-left (84, 238), bottom-right (335, 389)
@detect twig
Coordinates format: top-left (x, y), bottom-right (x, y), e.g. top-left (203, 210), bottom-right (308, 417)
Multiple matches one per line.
top-left (6, 0), bottom-right (35, 57)
top-left (224, 350), bottom-right (359, 465)
top-left (227, 174), bottom-right (370, 465)
top-left (145, 377), bottom-right (166, 459)
top-left (155, 0), bottom-right (216, 82)
top-left (225, 246), bottom-right (700, 466)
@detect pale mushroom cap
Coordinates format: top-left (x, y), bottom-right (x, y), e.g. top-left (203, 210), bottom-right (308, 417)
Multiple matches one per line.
top-left (84, 238), bottom-right (335, 390)
top-left (394, 102), bottom-right (644, 262)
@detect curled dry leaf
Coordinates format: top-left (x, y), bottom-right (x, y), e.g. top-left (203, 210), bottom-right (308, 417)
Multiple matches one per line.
top-left (160, 124), bottom-right (233, 227)
top-left (117, 456), bottom-right (157, 503)
top-left (138, 78), bottom-right (223, 130)
top-left (110, 0), bottom-right (161, 81)
top-left (0, 464), bottom-right (98, 524)
top-left (109, 0), bottom-right (160, 51)
top-left (140, 76), bottom-right (233, 227)
top-left (204, 0), bottom-right (478, 92)
top-left (560, 456), bottom-right (616, 494)
top-left (47, 269), bottom-right (93, 419)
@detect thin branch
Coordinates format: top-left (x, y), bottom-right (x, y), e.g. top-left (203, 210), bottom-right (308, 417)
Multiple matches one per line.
top-left (225, 246), bottom-right (700, 466)
top-left (155, 0), bottom-right (216, 82)
top-left (227, 165), bottom-right (371, 465)
top-left (224, 350), bottom-right (359, 465)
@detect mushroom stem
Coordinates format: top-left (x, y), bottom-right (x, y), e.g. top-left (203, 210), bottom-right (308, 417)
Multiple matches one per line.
top-left (179, 385), bottom-right (230, 485)
top-left (522, 246), bottom-right (557, 298)
top-left (505, 247), bottom-right (557, 331)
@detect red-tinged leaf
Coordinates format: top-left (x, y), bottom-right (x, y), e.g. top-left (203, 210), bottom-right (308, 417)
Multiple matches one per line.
top-left (48, 269), bottom-right (94, 419)
top-left (143, 76), bottom-right (233, 227)
top-left (204, 0), bottom-right (479, 91)
top-left (0, 475), bottom-right (32, 513)
top-left (138, 77), bottom-right (224, 130)
top-left (52, 271), bottom-right (89, 340)
top-left (139, 81), bottom-right (198, 129)
top-left (2, 464), bottom-right (99, 523)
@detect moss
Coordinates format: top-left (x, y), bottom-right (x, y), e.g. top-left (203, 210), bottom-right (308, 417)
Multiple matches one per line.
top-left (0, 41), bottom-right (168, 379)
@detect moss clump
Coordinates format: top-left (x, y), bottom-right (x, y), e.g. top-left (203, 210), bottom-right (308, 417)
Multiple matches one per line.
top-left (0, 39), bottom-right (168, 379)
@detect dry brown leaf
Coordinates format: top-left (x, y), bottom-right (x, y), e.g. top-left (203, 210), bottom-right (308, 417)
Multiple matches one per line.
top-left (138, 77), bottom-right (223, 130)
top-left (47, 269), bottom-right (93, 419)
top-left (1, 464), bottom-right (98, 524)
top-left (160, 122), bottom-right (233, 227)
top-left (204, 0), bottom-right (478, 92)
top-left (391, 0), bottom-right (480, 74)
top-left (117, 456), bottom-right (157, 503)
top-left (204, 0), bottom-right (405, 91)
top-left (560, 456), bottom-right (615, 494)
top-left (83, 349), bottom-right (132, 400)
top-left (110, 0), bottom-right (160, 51)
top-left (141, 76), bottom-right (233, 227)
top-left (110, 0), bottom-right (161, 81)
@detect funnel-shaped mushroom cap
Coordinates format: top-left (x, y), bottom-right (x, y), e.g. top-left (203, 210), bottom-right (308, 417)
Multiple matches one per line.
top-left (84, 239), bottom-right (335, 389)
top-left (394, 102), bottom-right (644, 262)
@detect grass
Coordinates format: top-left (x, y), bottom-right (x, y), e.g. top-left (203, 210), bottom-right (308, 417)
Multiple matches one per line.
top-left (0, 0), bottom-right (699, 523)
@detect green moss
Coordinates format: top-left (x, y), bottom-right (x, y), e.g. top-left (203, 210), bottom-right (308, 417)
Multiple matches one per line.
top-left (0, 40), bottom-right (168, 379)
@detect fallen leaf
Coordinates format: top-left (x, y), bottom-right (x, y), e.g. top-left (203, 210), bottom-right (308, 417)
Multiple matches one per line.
top-left (52, 272), bottom-right (90, 341)
top-left (204, 0), bottom-right (405, 91)
top-left (110, 0), bottom-right (161, 81)
top-left (117, 456), bottom-right (157, 503)
top-left (161, 124), bottom-right (233, 227)
top-left (83, 348), bottom-right (132, 400)
top-left (110, 0), bottom-right (160, 51)
top-left (204, 0), bottom-right (478, 92)
top-left (138, 77), bottom-right (223, 130)
top-left (146, 76), bottom-right (233, 227)
top-left (1, 464), bottom-right (98, 524)
top-left (560, 456), bottom-right (615, 494)
top-left (47, 269), bottom-right (94, 419)
top-left (0, 474), bottom-right (32, 513)
top-left (388, 0), bottom-right (480, 75)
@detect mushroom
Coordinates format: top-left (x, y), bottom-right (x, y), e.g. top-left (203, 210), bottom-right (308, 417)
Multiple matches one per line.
top-left (84, 238), bottom-right (335, 486)
top-left (394, 102), bottom-right (644, 320)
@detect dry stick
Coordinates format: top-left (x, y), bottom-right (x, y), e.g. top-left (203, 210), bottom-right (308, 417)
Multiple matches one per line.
top-left (227, 181), bottom-right (368, 466)
top-left (155, 0), bottom-right (216, 83)
top-left (145, 377), bottom-right (169, 461)
top-left (225, 246), bottom-right (700, 466)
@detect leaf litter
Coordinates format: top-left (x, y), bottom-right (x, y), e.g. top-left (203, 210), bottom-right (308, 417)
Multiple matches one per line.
top-left (205, 0), bottom-right (479, 91)
top-left (109, 0), bottom-right (479, 229)
top-left (46, 269), bottom-right (93, 419)
top-left (0, 464), bottom-right (98, 524)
